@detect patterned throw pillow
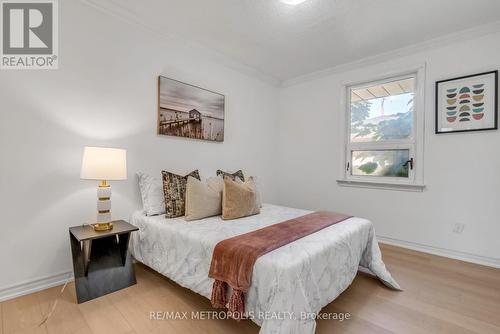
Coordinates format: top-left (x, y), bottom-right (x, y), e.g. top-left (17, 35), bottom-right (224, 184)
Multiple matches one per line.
top-left (162, 170), bottom-right (200, 218)
top-left (216, 169), bottom-right (245, 182)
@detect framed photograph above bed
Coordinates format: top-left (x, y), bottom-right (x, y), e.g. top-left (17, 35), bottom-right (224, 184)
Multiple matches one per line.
top-left (157, 76), bottom-right (225, 142)
top-left (436, 70), bottom-right (498, 134)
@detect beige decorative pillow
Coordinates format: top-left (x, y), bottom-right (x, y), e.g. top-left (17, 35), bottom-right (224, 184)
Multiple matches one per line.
top-left (222, 177), bottom-right (260, 220)
top-left (232, 176), bottom-right (262, 208)
top-left (207, 175), bottom-right (224, 193)
top-left (185, 177), bottom-right (222, 221)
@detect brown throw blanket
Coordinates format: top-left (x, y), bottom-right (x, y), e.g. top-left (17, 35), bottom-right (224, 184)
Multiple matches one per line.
top-left (208, 211), bottom-right (352, 319)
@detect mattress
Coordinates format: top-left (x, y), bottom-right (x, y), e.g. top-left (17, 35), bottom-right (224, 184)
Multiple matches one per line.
top-left (130, 204), bottom-right (400, 334)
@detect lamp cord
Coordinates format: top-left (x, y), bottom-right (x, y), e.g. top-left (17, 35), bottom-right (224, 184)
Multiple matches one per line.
top-left (37, 274), bottom-right (71, 327)
top-left (38, 223), bottom-right (109, 327)
top-left (38, 223), bottom-right (98, 328)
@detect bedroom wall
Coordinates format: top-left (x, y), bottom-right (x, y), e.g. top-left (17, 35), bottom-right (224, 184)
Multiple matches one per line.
top-left (0, 0), bottom-right (279, 297)
top-left (276, 30), bottom-right (500, 266)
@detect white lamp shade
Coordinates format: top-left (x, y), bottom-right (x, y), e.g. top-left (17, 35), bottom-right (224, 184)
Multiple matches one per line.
top-left (80, 147), bottom-right (127, 181)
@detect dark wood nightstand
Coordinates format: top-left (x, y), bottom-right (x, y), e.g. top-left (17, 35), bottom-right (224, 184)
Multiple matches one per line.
top-left (69, 220), bottom-right (139, 303)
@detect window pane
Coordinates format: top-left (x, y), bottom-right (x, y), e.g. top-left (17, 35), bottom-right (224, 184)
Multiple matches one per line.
top-left (351, 150), bottom-right (409, 177)
top-left (350, 77), bottom-right (415, 142)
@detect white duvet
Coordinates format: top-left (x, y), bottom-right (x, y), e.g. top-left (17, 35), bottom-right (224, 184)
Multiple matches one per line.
top-left (130, 204), bottom-right (400, 334)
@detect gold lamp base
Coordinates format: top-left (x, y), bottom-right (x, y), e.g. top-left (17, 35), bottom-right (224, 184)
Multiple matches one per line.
top-left (92, 222), bottom-right (114, 231)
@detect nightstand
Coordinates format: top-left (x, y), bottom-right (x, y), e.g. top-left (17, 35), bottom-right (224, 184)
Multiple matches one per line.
top-left (69, 220), bottom-right (139, 303)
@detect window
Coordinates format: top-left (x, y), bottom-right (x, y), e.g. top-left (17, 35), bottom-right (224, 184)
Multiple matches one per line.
top-left (340, 68), bottom-right (425, 190)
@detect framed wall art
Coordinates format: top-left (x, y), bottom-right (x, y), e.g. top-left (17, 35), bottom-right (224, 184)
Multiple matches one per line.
top-left (435, 70), bottom-right (497, 134)
top-left (158, 76), bottom-right (225, 142)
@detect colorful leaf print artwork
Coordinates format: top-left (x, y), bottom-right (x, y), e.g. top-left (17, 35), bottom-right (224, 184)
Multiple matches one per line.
top-left (445, 84), bottom-right (485, 123)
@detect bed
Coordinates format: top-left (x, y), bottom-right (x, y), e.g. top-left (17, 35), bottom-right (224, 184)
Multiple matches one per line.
top-left (130, 203), bottom-right (400, 334)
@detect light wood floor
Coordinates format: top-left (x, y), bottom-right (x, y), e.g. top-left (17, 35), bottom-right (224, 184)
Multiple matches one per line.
top-left (1, 244), bottom-right (499, 334)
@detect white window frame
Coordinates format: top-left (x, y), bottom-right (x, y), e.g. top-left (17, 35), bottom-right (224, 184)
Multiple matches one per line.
top-left (337, 65), bottom-right (426, 192)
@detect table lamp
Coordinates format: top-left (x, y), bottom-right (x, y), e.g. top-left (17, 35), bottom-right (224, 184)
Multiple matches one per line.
top-left (80, 146), bottom-right (127, 231)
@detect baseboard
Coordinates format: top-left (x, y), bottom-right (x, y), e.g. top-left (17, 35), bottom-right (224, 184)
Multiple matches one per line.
top-left (377, 235), bottom-right (500, 269)
top-left (0, 271), bottom-right (73, 302)
top-left (1, 237), bottom-right (498, 303)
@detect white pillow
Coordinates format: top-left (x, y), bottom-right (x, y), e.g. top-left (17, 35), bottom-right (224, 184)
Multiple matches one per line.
top-left (137, 172), bottom-right (165, 216)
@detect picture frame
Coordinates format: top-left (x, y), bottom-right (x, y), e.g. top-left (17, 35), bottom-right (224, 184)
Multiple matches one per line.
top-left (435, 70), bottom-right (498, 134)
top-left (157, 76), bottom-right (225, 142)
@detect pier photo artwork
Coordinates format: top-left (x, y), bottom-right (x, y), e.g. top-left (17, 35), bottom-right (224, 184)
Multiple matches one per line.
top-left (158, 76), bottom-right (225, 142)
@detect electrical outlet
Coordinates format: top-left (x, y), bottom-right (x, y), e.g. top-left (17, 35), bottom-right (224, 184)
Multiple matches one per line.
top-left (452, 223), bottom-right (465, 234)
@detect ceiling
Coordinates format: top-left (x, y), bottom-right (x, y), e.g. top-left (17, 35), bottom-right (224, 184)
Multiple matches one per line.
top-left (96, 0), bottom-right (500, 83)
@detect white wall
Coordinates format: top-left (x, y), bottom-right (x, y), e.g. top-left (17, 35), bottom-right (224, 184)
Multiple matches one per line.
top-left (277, 31), bottom-right (500, 265)
top-left (0, 0), bottom-right (279, 294)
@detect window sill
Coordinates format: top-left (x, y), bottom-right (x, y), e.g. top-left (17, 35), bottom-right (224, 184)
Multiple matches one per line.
top-left (336, 179), bottom-right (426, 192)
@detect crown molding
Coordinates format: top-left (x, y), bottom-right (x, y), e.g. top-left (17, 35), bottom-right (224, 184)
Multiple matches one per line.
top-left (282, 20), bottom-right (500, 88)
top-left (79, 0), bottom-right (281, 87)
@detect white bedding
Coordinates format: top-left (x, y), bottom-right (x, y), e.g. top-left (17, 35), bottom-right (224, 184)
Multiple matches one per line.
top-left (130, 204), bottom-right (400, 334)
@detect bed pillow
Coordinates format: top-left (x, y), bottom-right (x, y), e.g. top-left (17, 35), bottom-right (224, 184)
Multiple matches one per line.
top-left (217, 175), bottom-right (262, 208)
top-left (185, 177), bottom-right (223, 221)
top-left (216, 169), bottom-right (245, 182)
top-left (207, 175), bottom-right (224, 193)
top-left (222, 176), bottom-right (260, 220)
top-left (228, 175), bottom-right (262, 208)
top-left (137, 172), bottom-right (165, 216)
top-left (162, 170), bottom-right (200, 218)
